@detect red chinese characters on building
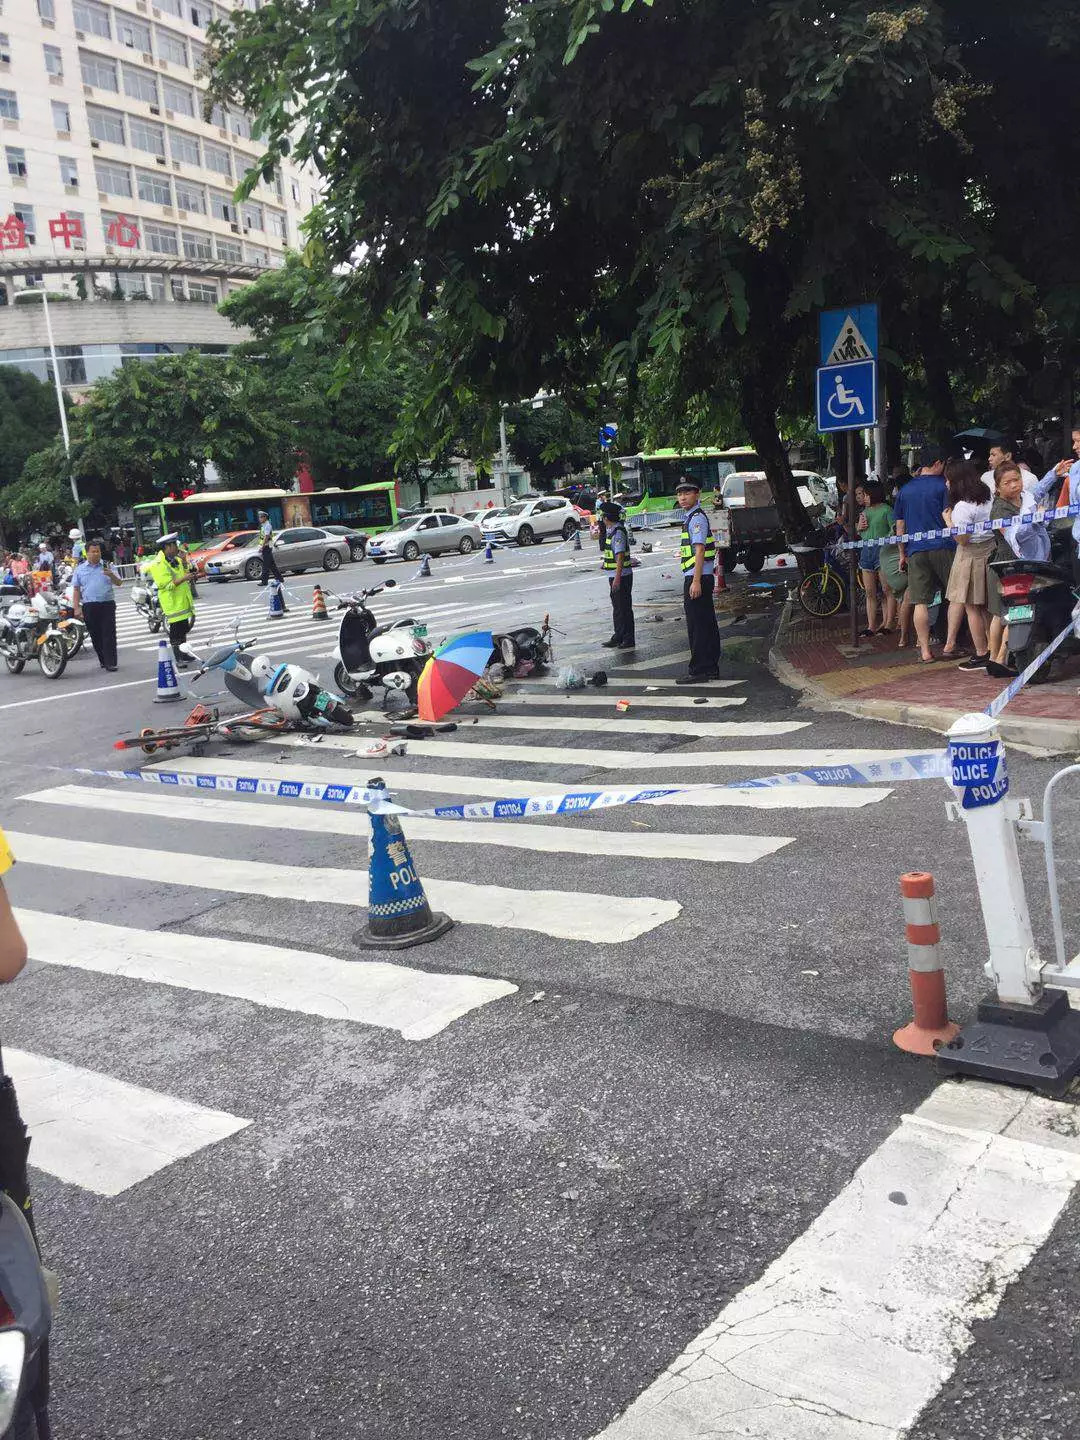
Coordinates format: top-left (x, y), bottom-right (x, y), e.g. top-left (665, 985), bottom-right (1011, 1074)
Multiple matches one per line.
top-left (48, 212), bottom-right (84, 248)
top-left (105, 214), bottom-right (140, 248)
top-left (0, 214), bottom-right (28, 251)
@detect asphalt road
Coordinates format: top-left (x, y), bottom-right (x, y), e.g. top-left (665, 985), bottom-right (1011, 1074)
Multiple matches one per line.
top-left (3, 531), bottom-right (1080, 1440)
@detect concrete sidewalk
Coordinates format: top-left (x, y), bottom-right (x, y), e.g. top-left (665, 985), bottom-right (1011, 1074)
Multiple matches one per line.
top-left (770, 607), bottom-right (1080, 754)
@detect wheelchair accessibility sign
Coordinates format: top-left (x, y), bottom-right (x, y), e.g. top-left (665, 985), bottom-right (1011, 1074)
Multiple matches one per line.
top-left (816, 358), bottom-right (878, 433)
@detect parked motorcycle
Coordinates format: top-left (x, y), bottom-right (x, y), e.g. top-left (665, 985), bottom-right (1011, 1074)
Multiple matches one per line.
top-left (0, 597), bottom-right (68, 679)
top-left (130, 580), bottom-right (164, 635)
top-left (38, 588), bottom-right (85, 661)
top-left (331, 581), bottom-right (434, 706)
top-left (184, 627), bottom-right (354, 730)
top-left (991, 555), bottom-right (1080, 681)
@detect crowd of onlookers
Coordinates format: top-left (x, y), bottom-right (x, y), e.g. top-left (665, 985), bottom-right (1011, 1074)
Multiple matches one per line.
top-left (1, 529), bottom-right (134, 594)
top-left (840, 433), bottom-right (1078, 677)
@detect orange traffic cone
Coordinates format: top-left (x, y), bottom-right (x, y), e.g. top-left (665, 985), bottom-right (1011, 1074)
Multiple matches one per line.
top-left (312, 584), bottom-right (329, 621)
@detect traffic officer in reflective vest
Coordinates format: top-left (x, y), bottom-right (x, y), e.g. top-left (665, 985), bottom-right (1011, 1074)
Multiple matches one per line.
top-left (600, 501), bottom-right (635, 650)
top-left (676, 476), bottom-right (722, 682)
top-left (147, 532), bottom-right (197, 668)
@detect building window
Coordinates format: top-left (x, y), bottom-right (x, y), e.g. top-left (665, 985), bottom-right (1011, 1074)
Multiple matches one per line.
top-left (161, 78), bottom-right (194, 116)
top-left (209, 102), bottom-right (225, 129)
top-left (174, 180), bottom-right (205, 213)
top-left (59, 155), bottom-right (78, 186)
top-left (290, 178), bottom-right (300, 205)
top-left (228, 111), bottom-right (251, 140)
top-left (136, 168), bottom-right (171, 205)
top-left (51, 99), bottom-right (71, 131)
top-left (188, 280), bottom-right (218, 303)
top-left (94, 158), bottom-right (132, 197)
top-left (87, 105), bottom-right (123, 143)
top-left (214, 236), bottom-right (241, 263)
top-left (155, 28), bottom-right (186, 66)
top-left (129, 116), bottom-right (165, 157)
top-left (144, 221), bottom-right (179, 255)
top-left (181, 229), bottom-right (211, 259)
top-left (168, 128), bottom-right (199, 165)
top-left (189, 1), bottom-right (211, 28)
top-left (122, 64), bottom-right (158, 105)
top-left (72, 0), bottom-right (110, 38)
top-left (102, 211), bottom-right (139, 248)
top-left (245, 244), bottom-right (268, 267)
top-left (13, 204), bottom-right (34, 242)
top-left (79, 52), bottom-right (118, 91)
top-left (155, 0), bottom-right (183, 18)
top-left (241, 201), bottom-right (263, 231)
top-left (203, 143), bottom-right (231, 179)
top-left (267, 210), bottom-right (287, 242)
top-left (117, 273), bottom-right (148, 298)
top-left (5, 146), bottom-right (26, 178)
top-left (43, 42), bottom-right (62, 75)
top-left (210, 190), bottom-right (235, 223)
top-left (148, 274), bottom-right (166, 301)
top-left (37, 0), bottom-right (55, 20)
top-left (0, 34), bottom-right (11, 65)
top-left (0, 88), bottom-right (17, 120)
top-left (118, 16), bottom-right (151, 51)
top-left (189, 40), bottom-right (205, 72)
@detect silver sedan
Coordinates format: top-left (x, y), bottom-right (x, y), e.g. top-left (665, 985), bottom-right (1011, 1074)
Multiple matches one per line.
top-left (368, 513), bottom-right (484, 563)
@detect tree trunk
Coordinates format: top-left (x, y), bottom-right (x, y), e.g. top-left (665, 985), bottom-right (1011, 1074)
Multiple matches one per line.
top-left (739, 370), bottom-right (813, 547)
top-left (885, 361), bottom-right (905, 469)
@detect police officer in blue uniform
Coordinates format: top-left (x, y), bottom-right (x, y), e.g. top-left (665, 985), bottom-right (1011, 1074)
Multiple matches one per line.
top-left (600, 501), bottom-right (635, 649)
top-left (676, 476), bottom-right (722, 682)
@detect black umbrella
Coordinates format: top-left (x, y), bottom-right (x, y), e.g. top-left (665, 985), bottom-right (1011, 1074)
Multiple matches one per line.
top-left (954, 427), bottom-right (1006, 442)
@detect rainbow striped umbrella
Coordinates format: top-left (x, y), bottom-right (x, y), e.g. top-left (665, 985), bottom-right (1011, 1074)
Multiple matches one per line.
top-left (416, 631), bottom-right (495, 721)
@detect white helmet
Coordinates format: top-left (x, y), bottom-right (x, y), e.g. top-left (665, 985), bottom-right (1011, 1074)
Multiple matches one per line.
top-left (249, 654), bottom-right (275, 686)
top-left (69, 528), bottom-right (81, 540)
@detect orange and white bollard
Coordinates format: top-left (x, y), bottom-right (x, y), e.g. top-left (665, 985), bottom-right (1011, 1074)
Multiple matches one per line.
top-left (893, 872), bottom-right (960, 1056)
top-left (714, 549), bottom-right (727, 594)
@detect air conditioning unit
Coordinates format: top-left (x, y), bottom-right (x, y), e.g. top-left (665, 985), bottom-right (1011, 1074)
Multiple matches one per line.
top-left (229, 222), bottom-right (239, 232)
top-left (149, 105), bottom-right (160, 115)
top-left (162, 205), bottom-right (173, 214)
top-left (11, 176), bottom-right (26, 187)
top-left (1, 119), bottom-right (17, 130)
top-left (90, 138), bottom-right (100, 148)
top-left (105, 244), bottom-right (115, 254)
top-left (164, 109), bottom-right (174, 119)
top-left (49, 74), bottom-right (63, 86)
top-left (171, 160), bottom-right (180, 170)
top-left (155, 155), bottom-right (166, 165)
top-left (58, 129), bottom-right (72, 140)
top-left (158, 59), bottom-right (167, 69)
top-left (98, 189), bottom-right (108, 200)
top-left (73, 239), bottom-right (86, 251)
top-left (177, 208), bottom-right (187, 218)
top-left (217, 127), bottom-right (226, 138)
top-left (83, 84), bottom-right (94, 95)
top-left (142, 51), bottom-right (153, 63)
top-left (152, 6), bottom-right (161, 14)
top-left (75, 29), bottom-right (85, 38)
top-left (64, 183), bottom-right (78, 194)
top-left (136, 1), bottom-right (148, 10)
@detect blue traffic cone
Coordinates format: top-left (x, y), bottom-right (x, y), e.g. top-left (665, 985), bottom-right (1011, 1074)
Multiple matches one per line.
top-left (153, 637), bottom-right (182, 702)
top-left (418, 552), bottom-right (432, 577)
top-left (356, 798), bottom-right (454, 949)
top-left (484, 538), bottom-right (495, 564)
top-left (267, 577), bottom-right (286, 618)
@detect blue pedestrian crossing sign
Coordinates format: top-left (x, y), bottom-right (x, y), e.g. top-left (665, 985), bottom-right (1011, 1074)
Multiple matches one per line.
top-left (599, 423), bottom-right (618, 450)
top-left (817, 359), bottom-right (878, 433)
top-left (819, 304), bottom-right (878, 366)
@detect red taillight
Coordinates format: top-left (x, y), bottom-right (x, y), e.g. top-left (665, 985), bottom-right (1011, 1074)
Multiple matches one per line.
top-left (1000, 574), bottom-right (1034, 600)
top-left (0, 1296), bottom-right (16, 1327)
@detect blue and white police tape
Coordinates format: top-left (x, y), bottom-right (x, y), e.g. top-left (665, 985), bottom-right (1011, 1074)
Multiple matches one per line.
top-left (72, 750), bottom-right (951, 821)
top-left (948, 732), bottom-right (1007, 811)
top-left (831, 500), bottom-right (1080, 551)
top-left (983, 612), bottom-right (1078, 720)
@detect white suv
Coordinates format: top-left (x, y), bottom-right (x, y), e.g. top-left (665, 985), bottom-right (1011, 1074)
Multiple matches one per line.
top-left (481, 496), bottom-right (581, 546)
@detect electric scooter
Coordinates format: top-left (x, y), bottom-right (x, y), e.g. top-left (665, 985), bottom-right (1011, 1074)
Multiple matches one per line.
top-left (990, 554), bottom-right (1080, 680)
top-left (331, 581), bottom-right (435, 705)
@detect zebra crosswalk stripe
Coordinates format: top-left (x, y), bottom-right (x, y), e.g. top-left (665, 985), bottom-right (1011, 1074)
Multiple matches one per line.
top-left (23, 785), bottom-right (795, 865)
top-left (6, 832), bottom-right (680, 944)
top-left (353, 711), bottom-right (807, 738)
top-left (4, 1045), bottom-right (251, 1198)
top-left (17, 909), bottom-right (516, 1041)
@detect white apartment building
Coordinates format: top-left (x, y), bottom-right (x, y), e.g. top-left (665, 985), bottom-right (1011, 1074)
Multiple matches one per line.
top-left (0, 0), bottom-right (316, 384)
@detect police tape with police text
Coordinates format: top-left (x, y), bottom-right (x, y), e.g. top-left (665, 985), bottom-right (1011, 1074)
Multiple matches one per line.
top-left (831, 499), bottom-right (1080, 551)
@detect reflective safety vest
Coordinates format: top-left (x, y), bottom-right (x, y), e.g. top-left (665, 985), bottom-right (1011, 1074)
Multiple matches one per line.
top-left (679, 506), bottom-right (716, 572)
top-left (147, 551), bottom-right (195, 624)
top-left (602, 522), bottom-right (629, 572)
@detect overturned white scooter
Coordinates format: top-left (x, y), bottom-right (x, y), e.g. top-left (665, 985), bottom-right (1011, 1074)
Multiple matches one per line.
top-left (331, 580), bottom-right (435, 707)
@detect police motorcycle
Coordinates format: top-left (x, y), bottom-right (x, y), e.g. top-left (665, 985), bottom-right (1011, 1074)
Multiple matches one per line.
top-left (130, 571), bottom-right (164, 635)
top-left (35, 585), bottom-right (85, 661)
top-left (0, 594), bottom-right (68, 679)
top-left (331, 580), bottom-right (435, 706)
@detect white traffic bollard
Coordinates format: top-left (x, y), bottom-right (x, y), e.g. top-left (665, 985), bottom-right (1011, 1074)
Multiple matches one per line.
top-left (937, 711), bottom-right (1080, 1096)
top-left (945, 711), bottom-right (1038, 1004)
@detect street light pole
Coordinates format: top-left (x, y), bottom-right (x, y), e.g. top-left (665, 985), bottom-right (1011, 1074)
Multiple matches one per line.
top-left (498, 405), bottom-right (510, 507)
top-left (38, 290), bottom-right (84, 538)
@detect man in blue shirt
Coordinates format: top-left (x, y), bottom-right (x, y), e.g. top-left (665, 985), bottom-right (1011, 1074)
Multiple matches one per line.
top-left (1033, 426), bottom-right (1080, 579)
top-left (675, 477), bottom-right (722, 682)
top-left (893, 447), bottom-right (955, 662)
top-left (72, 539), bottom-right (122, 670)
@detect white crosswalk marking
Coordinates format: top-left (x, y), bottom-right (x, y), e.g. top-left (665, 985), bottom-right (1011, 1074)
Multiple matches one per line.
top-left (5, 1046), bottom-right (250, 1197)
top-left (7, 832), bottom-right (681, 943)
top-left (486, 692), bottom-right (750, 711)
top-left (24, 786), bottom-right (795, 865)
top-left (151, 751), bottom-right (896, 805)
top-left (17, 910), bottom-right (515, 1041)
top-left (355, 711), bottom-right (807, 738)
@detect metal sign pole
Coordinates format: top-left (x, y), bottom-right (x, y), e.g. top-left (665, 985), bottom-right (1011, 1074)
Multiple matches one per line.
top-left (848, 430), bottom-right (858, 648)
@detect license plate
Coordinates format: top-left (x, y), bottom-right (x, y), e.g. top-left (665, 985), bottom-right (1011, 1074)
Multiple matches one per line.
top-left (1006, 604), bottom-right (1034, 622)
